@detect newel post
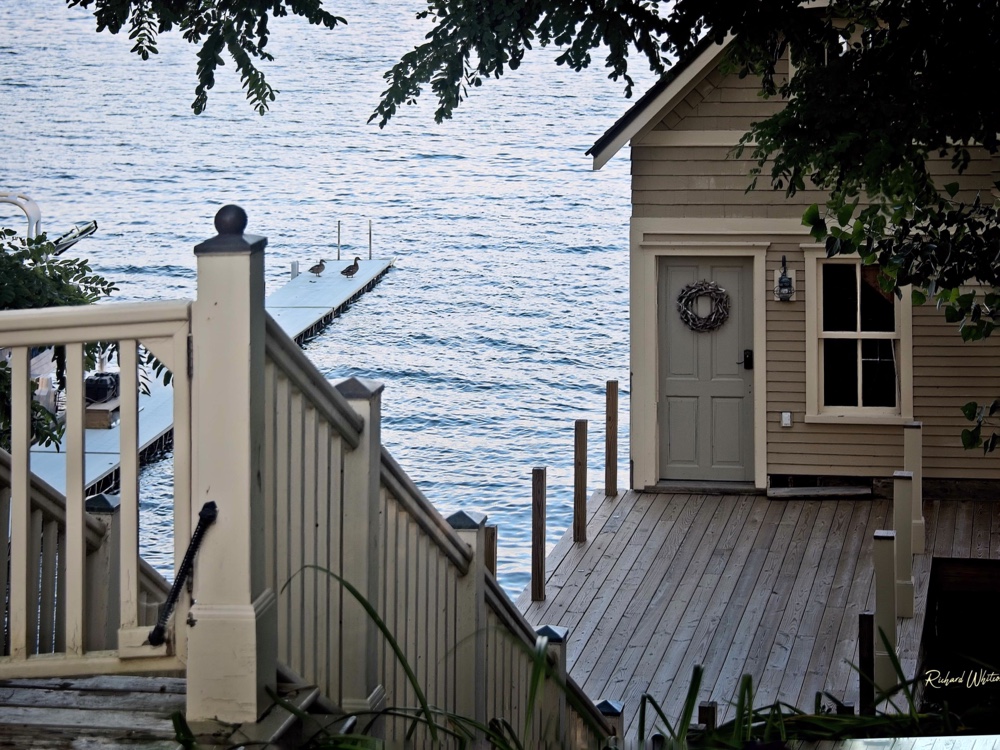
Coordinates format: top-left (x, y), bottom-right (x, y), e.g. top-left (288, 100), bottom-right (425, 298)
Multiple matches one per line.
top-left (334, 377), bottom-right (385, 714)
top-left (187, 205), bottom-right (277, 723)
top-left (448, 510), bottom-right (488, 730)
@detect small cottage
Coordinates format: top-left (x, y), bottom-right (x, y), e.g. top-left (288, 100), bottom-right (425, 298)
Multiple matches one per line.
top-left (588, 37), bottom-right (1000, 491)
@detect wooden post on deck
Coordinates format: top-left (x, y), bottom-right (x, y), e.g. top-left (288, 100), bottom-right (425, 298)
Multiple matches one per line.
top-left (873, 530), bottom-right (897, 693)
top-left (536, 625), bottom-right (568, 746)
top-left (697, 701), bottom-right (718, 731)
top-left (187, 205), bottom-right (277, 723)
top-left (532, 467), bottom-right (546, 601)
top-left (859, 610), bottom-right (875, 715)
top-left (485, 524), bottom-right (498, 576)
top-left (335, 377), bottom-right (386, 715)
top-left (892, 471), bottom-right (914, 617)
top-left (596, 699), bottom-right (623, 747)
top-left (904, 421), bottom-right (925, 553)
top-left (449, 510), bottom-right (488, 731)
top-left (574, 420), bottom-right (587, 542)
top-left (605, 380), bottom-right (618, 497)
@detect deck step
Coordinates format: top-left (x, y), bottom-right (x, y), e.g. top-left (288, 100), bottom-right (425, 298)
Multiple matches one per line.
top-left (767, 485), bottom-right (872, 499)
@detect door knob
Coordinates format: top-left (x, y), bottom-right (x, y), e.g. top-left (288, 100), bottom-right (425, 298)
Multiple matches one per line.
top-left (737, 349), bottom-right (754, 370)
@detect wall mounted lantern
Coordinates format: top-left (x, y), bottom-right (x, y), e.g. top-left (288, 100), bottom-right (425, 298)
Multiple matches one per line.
top-left (776, 256), bottom-right (795, 302)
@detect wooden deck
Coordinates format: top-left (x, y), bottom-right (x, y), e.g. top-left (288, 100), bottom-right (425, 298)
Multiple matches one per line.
top-left (516, 490), bottom-right (1000, 739)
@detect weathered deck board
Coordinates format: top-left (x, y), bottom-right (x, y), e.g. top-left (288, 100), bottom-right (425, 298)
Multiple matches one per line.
top-left (518, 491), bottom-right (998, 740)
top-left (0, 675), bottom-right (184, 748)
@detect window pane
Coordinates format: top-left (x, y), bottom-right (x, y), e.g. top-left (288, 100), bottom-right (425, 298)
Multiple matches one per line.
top-left (861, 339), bottom-right (897, 407)
top-left (823, 264), bottom-right (857, 331)
top-left (860, 266), bottom-right (895, 332)
top-left (824, 339), bottom-right (858, 406)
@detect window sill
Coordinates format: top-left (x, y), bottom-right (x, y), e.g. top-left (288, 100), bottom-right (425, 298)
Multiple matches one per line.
top-left (804, 413), bottom-right (912, 426)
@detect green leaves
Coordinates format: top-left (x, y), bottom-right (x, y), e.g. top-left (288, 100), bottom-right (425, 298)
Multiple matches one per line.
top-left (0, 230), bottom-right (118, 451)
top-left (68, 0), bottom-right (346, 115)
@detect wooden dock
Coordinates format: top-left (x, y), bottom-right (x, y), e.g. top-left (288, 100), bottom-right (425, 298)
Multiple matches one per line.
top-left (516, 490), bottom-right (999, 739)
top-left (266, 258), bottom-right (393, 344)
top-left (26, 258), bottom-right (394, 495)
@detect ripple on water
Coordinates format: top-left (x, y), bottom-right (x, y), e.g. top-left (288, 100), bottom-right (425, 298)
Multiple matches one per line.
top-left (3, 0), bottom-right (648, 597)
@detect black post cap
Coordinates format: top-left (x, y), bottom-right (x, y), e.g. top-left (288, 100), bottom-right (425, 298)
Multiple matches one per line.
top-left (194, 204), bottom-right (268, 255)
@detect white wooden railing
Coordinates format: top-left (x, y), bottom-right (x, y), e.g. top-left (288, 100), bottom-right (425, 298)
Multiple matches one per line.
top-left (0, 205), bottom-right (614, 746)
top-left (0, 301), bottom-right (190, 674)
top-left (263, 317), bottom-right (613, 746)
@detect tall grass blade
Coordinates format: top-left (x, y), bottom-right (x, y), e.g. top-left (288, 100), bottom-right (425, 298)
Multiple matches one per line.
top-left (282, 564), bottom-right (439, 743)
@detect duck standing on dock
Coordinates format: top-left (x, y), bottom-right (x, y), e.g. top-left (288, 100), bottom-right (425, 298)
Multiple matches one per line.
top-left (341, 257), bottom-right (361, 278)
top-left (308, 259), bottom-right (327, 276)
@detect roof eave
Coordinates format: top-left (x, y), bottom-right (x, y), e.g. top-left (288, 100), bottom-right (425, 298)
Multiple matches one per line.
top-left (588, 35), bottom-right (735, 171)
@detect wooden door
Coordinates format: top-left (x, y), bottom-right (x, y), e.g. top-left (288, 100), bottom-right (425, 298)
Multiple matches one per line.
top-left (658, 256), bottom-right (754, 482)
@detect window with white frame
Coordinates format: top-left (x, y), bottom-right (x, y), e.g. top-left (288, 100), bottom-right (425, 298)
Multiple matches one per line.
top-left (820, 261), bottom-right (899, 409)
top-left (804, 249), bottom-right (912, 421)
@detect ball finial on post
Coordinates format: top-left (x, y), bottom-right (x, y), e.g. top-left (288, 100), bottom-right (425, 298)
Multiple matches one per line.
top-left (194, 204), bottom-right (267, 256)
top-left (214, 205), bottom-right (249, 235)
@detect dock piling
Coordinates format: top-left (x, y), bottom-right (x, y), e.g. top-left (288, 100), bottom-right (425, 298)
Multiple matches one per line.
top-left (892, 470), bottom-right (914, 617)
top-left (532, 467), bottom-right (546, 602)
top-left (605, 380), bottom-right (618, 497)
top-left (574, 420), bottom-right (587, 543)
top-left (904, 421), bottom-right (925, 553)
top-left (337, 220), bottom-right (341, 261)
top-left (859, 610), bottom-right (875, 715)
top-left (873, 530), bottom-right (897, 693)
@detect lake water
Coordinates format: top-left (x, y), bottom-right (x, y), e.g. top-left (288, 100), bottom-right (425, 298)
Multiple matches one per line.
top-left (1, 0), bottom-right (651, 596)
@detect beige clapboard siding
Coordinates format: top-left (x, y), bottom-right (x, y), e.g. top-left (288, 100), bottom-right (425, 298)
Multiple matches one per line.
top-left (653, 64), bottom-right (787, 132)
top-left (761, 249), bottom-right (907, 476)
top-left (911, 304), bottom-right (1000, 477)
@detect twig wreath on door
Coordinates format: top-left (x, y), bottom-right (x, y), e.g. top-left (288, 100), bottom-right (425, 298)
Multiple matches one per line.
top-left (677, 280), bottom-right (730, 332)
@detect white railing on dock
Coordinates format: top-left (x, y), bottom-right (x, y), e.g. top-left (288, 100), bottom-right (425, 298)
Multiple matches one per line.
top-left (0, 301), bottom-right (190, 674)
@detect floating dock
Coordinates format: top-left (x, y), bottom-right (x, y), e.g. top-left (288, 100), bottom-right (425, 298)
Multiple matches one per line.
top-left (28, 258), bottom-right (394, 494)
top-left (267, 258), bottom-right (394, 344)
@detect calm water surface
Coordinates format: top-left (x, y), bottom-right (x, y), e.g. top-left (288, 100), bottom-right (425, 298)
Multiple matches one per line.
top-left (1, 0), bottom-right (651, 596)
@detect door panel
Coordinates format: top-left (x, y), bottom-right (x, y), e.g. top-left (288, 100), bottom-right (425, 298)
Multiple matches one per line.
top-left (658, 257), bottom-right (754, 481)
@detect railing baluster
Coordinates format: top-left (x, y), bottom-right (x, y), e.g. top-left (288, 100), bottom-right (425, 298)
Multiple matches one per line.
top-left (27, 508), bottom-right (43, 654)
top-left (314, 420), bottom-right (330, 700)
top-left (328, 432), bottom-right (344, 703)
top-left (275, 373), bottom-right (291, 665)
top-left (39, 518), bottom-right (59, 652)
top-left (55, 529), bottom-right (66, 653)
top-left (65, 341), bottom-right (86, 655)
top-left (289, 390), bottom-right (305, 673)
top-left (170, 324), bottom-right (192, 664)
top-left (302, 404), bottom-right (318, 680)
top-left (10, 346), bottom-right (31, 659)
top-left (0, 486), bottom-right (9, 656)
top-left (119, 339), bottom-right (140, 632)
top-left (263, 360), bottom-right (277, 607)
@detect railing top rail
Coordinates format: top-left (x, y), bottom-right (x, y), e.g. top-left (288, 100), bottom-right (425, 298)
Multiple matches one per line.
top-left (0, 300), bottom-right (192, 347)
top-left (0, 448), bottom-right (107, 549)
top-left (263, 313), bottom-right (364, 449)
top-left (485, 576), bottom-right (613, 737)
top-left (380, 447), bottom-right (473, 574)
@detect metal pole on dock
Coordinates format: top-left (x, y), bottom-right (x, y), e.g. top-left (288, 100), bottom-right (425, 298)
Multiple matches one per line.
top-left (337, 221), bottom-right (341, 261)
top-left (532, 467), bottom-right (546, 601)
top-left (369, 219), bottom-right (373, 260)
top-left (605, 380), bottom-right (618, 497)
top-left (574, 420), bottom-right (587, 543)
